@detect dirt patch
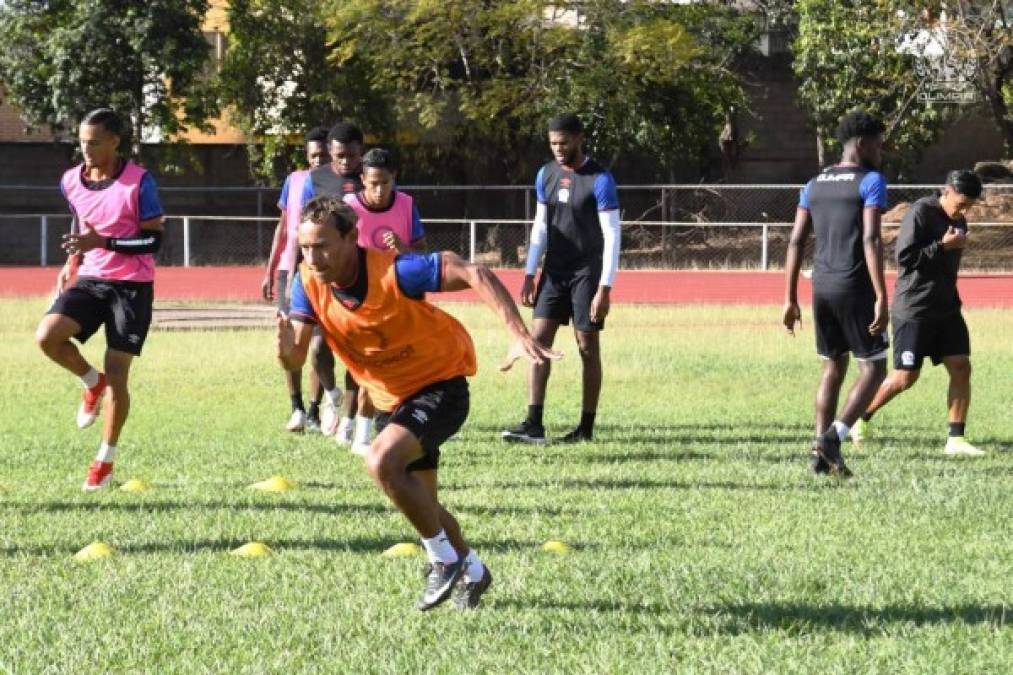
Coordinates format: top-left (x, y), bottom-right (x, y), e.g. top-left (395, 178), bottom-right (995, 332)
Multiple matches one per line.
top-left (152, 303), bottom-right (275, 331)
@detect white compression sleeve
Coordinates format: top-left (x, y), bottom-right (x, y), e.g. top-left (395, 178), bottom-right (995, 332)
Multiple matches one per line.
top-left (525, 202), bottom-right (548, 276)
top-left (598, 209), bottom-right (621, 286)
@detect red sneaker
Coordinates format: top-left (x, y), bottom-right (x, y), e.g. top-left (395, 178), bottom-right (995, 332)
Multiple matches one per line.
top-left (82, 461), bottom-right (114, 491)
top-left (76, 374), bottom-right (107, 429)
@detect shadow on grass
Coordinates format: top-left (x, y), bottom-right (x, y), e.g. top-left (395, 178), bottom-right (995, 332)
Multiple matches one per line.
top-left (1, 499), bottom-right (572, 517)
top-left (703, 601), bottom-right (1010, 635)
top-left (491, 598), bottom-right (1008, 634)
top-left (0, 535), bottom-right (589, 557)
top-left (445, 477), bottom-right (791, 492)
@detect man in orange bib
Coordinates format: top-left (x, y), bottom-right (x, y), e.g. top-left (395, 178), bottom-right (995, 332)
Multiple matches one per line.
top-left (276, 195), bottom-right (559, 611)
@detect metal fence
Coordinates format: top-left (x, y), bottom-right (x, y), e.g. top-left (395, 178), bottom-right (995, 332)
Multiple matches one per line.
top-left (2, 184), bottom-right (1011, 270)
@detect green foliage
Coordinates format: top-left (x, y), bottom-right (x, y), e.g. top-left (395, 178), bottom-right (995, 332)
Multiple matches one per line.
top-left (793, 0), bottom-right (949, 174)
top-left (216, 0), bottom-right (393, 182)
top-left (0, 0), bottom-right (216, 154)
top-left (322, 0), bottom-right (756, 180)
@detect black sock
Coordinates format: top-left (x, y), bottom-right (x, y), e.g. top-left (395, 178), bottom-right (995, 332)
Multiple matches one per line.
top-left (949, 422), bottom-right (965, 437)
top-left (579, 411), bottom-right (596, 436)
top-left (290, 393), bottom-right (305, 413)
top-left (307, 400), bottom-right (321, 420)
top-left (527, 405), bottom-right (544, 426)
top-left (862, 411), bottom-right (873, 422)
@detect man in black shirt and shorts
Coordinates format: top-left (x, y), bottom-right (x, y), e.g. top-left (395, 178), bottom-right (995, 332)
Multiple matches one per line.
top-left (853, 170), bottom-right (985, 456)
top-left (783, 111), bottom-right (891, 476)
top-left (502, 113), bottom-right (621, 444)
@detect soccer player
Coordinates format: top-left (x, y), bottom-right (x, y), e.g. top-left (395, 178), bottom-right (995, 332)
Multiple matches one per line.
top-left (783, 110), bottom-right (890, 477)
top-left (277, 195), bottom-right (559, 610)
top-left (262, 126), bottom-right (333, 432)
top-left (36, 108), bottom-right (164, 490)
top-left (340, 148), bottom-right (427, 454)
top-left (502, 113), bottom-right (620, 444)
top-left (853, 170), bottom-right (985, 456)
top-left (301, 122), bottom-right (367, 444)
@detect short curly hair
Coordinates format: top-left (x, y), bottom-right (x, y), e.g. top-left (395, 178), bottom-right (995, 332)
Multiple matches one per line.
top-left (300, 195), bottom-right (358, 235)
top-left (836, 110), bottom-right (886, 145)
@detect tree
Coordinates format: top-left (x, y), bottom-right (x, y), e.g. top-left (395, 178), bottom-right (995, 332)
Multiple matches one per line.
top-left (793, 0), bottom-right (951, 174)
top-left (0, 0), bottom-right (217, 156)
top-left (215, 0), bottom-right (393, 182)
top-left (323, 0), bottom-right (756, 181)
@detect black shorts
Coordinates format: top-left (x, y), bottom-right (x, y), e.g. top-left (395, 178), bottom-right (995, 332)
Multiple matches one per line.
top-left (533, 270), bottom-right (603, 332)
top-left (47, 278), bottom-right (154, 356)
top-left (813, 290), bottom-right (888, 361)
top-left (374, 377), bottom-right (470, 473)
top-left (893, 314), bottom-right (970, 370)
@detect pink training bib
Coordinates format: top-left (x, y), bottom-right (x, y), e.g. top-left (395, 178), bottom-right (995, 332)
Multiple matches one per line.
top-left (280, 170), bottom-right (308, 272)
top-left (343, 191), bottom-right (415, 251)
top-left (61, 161), bottom-right (155, 282)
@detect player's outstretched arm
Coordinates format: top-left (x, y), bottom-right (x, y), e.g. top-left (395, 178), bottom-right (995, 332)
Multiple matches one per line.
top-left (276, 313), bottom-right (314, 371)
top-left (782, 207), bottom-right (812, 335)
top-left (439, 252), bottom-right (561, 370)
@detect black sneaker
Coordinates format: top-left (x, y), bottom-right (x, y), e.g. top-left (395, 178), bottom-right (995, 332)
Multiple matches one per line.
top-left (417, 559), bottom-right (466, 611)
top-left (809, 440), bottom-right (829, 474)
top-left (501, 419), bottom-right (547, 445)
top-left (452, 565), bottom-right (493, 609)
top-left (559, 427), bottom-right (592, 444)
top-left (816, 433), bottom-right (853, 478)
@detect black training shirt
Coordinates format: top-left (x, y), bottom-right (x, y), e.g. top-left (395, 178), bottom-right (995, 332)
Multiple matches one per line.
top-left (892, 195), bottom-right (966, 320)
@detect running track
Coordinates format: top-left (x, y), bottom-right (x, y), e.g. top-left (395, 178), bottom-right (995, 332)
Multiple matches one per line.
top-left (2, 267), bottom-right (1012, 307)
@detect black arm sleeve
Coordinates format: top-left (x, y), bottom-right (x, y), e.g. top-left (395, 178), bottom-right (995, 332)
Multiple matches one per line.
top-left (895, 206), bottom-right (941, 271)
top-left (106, 230), bottom-right (163, 255)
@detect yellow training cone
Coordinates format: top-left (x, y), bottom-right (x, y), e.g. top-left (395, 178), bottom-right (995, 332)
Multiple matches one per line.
top-left (542, 540), bottom-right (573, 555)
top-left (230, 542), bottom-right (273, 558)
top-left (381, 542), bottom-right (422, 558)
top-left (248, 476), bottom-right (296, 493)
top-left (73, 541), bottom-right (115, 562)
top-left (119, 478), bottom-right (151, 493)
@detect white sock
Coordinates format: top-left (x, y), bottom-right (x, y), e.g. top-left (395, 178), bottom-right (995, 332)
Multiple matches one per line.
top-left (80, 368), bottom-right (100, 389)
top-left (421, 529), bottom-right (459, 564)
top-left (95, 442), bottom-right (117, 464)
top-left (353, 415), bottom-right (373, 445)
top-left (325, 389), bottom-right (342, 407)
top-left (832, 420), bottom-right (851, 441)
top-left (464, 549), bottom-right (484, 583)
top-left (337, 416), bottom-right (353, 434)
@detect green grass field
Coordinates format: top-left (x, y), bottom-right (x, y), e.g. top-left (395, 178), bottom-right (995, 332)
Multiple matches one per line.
top-left (1, 298), bottom-right (1010, 674)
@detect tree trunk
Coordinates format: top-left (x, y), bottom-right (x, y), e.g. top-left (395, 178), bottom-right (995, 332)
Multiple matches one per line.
top-left (815, 126), bottom-right (826, 168)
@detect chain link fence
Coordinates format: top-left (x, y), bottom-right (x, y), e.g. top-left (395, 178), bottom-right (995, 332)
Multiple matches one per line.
top-left (2, 184), bottom-right (1011, 271)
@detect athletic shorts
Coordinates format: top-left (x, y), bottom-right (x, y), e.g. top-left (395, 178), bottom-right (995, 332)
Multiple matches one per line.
top-left (47, 278), bottom-right (154, 356)
top-left (812, 290), bottom-right (888, 361)
top-left (893, 314), bottom-right (970, 370)
top-left (533, 270), bottom-right (603, 332)
top-left (374, 377), bottom-right (470, 473)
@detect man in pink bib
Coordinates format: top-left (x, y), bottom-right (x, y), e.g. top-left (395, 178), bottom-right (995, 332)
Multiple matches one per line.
top-left (341, 147), bottom-right (427, 455)
top-left (36, 108), bottom-right (165, 491)
top-left (262, 126), bottom-right (332, 433)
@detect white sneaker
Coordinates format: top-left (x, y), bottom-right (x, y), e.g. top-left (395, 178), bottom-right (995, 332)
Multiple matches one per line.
top-left (351, 442), bottom-right (370, 457)
top-left (944, 437), bottom-right (985, 457)
top-left (320, 403), bottom-right (339, 436)
top-left (334, 418), bottom-right (353, 445)
top-left (286, 409), bottom-right (306, 432)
